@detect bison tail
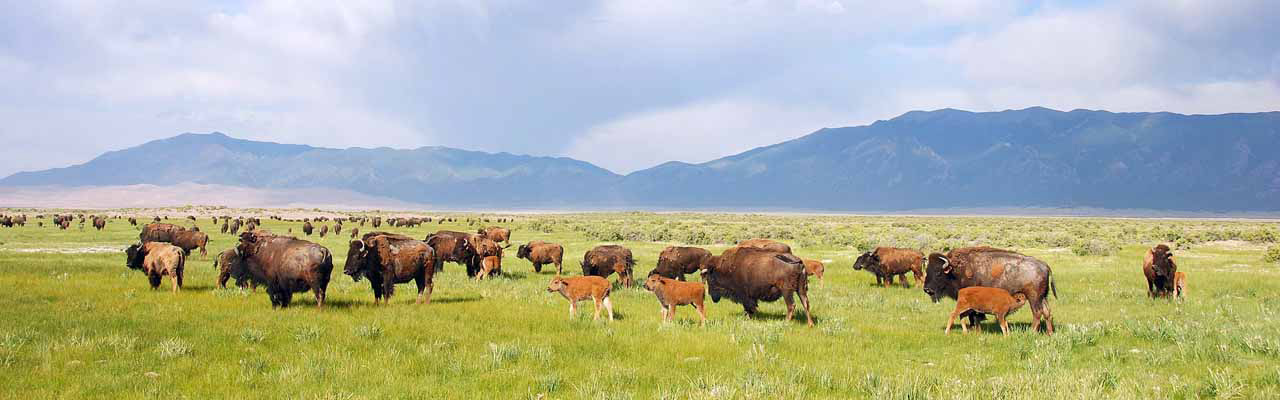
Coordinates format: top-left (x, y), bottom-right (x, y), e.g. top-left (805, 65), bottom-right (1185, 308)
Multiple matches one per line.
top-left (1050, 275), bottom-right (1058, 299)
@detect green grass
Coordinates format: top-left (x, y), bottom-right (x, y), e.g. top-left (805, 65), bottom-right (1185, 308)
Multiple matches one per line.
top-left (1, 210), bottom-right (1279, 399)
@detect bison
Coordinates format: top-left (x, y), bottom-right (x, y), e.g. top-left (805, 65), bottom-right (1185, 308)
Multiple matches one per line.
top-left (92, 217), bottom-right (106, 231)
top-left (125, 242), bottom-right (185, 293)
top-left (344, 232), bottom-right (441, 305)
top-left (581, 245), bottom-right (636, 288)
top-left (171, 230), bottom-right (210, 257)
top-left (853, 247), bottom-right (924, 288)
top-left (547, 276), bottom-right (614, 321)
top-left (425, 230), bottom-right (476, 274)
top-left (651, 246), bottom-right (713, 280)
top-left (302, 221), bottom-right (314, 236)
top-left (802, 259), bottom-right (825, 283)
top-left (213, 248), bottom-right (256, 290)
top-left (643, 274), bottom-right (707, 326)
top-left (945, 287), bottom-right (1027, 335)
top-left (923, 247), bottom-right (1057, 335)
top-left (1142, 244), bottom-right (1178, 298)
top-left (516, 241), bottom-right (564, 275)
top-left (477, 226), bottom-right (512, 248)
top-left (700, 246), bottom-right (813, 326)
top-left (229, 231), bottom-right (333, 308)
top-left (139, 223), bottom-right (186, 243)
top-left (469, 236), bottom-right (504, 278)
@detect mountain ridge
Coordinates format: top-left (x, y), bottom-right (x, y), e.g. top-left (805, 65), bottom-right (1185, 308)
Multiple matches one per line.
top-left (4, 107), bottom-right (1279, 211)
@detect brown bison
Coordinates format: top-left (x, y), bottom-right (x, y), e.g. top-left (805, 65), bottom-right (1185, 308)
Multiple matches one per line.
top-left (229, 231), bottom-right (334, 308)
top-left (547, 276), bottom-right (614, 321)
top-left (319, 224), bottom-right (329, 238)
top-left (213, 248), bottom-right (256, 290)
top-left (736, 238), bottom-right (792, 254)
top-left (128, 217), bottom-right (138, 226)
top-left (802, 259), bottom-right (825, 283)
top-left (139, 223), bottom-right (186, 243)
top-left (350, 227), bottom-right (359, 239)
top-left (92, 217), bottom-right (106, 231)
top-left (923, 247), bottom-right (1057, 335)
top-left (477, 226), bottom-right (512, 248)
top-left (651, 246), bottom-right (713, 280)
top-left (516, 241), bottom-right (564, 274)
top-left (469, 236), bottom-right (504, 278)
top-left (424, 230), bottom-right (476, 274)
top-left (644, 274), bottom-right (707, 326)
top-left (581, 245), bottom-right (636, 288)
top-left (700, 247), bottom-right (813, 326)
top-left (171, 230), bottom-right (210, 257)
top-left (302, 221), bottom-right (314, 236)
top-left (1173, 271), bottom-right (1187, 299)
top-left (1142, 244), bottom-right (1178, 298)
top-left (229, 219), bottom-right (241, 235)
top-left (945, 287), bottom-right (1027, 335)
top-left (853, 247), bottom-right (924, 288)
top-left (125, 242), bottom-right (185, 293)
top-left (344, 232), bottom-right (441, 304)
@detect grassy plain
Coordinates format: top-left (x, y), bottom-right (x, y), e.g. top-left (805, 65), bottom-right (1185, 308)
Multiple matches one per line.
top-left (1, 209), bottom-right (1279, 399)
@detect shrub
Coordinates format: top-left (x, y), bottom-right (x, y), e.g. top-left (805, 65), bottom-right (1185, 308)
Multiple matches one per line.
top-left (1072, 239), bottom-right (1119, 256)
top-left (1265, 244), bottom-right (1280, 266)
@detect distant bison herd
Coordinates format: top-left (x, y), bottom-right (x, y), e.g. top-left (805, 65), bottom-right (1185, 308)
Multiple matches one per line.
top-left (0, 212), bottom-right (1204, 334)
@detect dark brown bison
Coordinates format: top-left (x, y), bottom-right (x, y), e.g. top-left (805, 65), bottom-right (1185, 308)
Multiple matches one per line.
top-left (1143, 244), bottom-right (1178, 298)
top-left (581, 245), bottom-right (636, 288)
top-left (128, 217), bottom-right (138, 226)
top-left (302, 221), bottom-right (314, 236)
top-left (220, 221), bottom-right (229, 234)
top-left (319, 224), bottom-right (329, 238)
top-left (171, 230), bottom-right (210, 257)
top-left (853, 247), bottom-right (925, 288)
top-left (350, 227), bottom-right (359, 239)
top-left (229, 231), bottom-right (333, 308)
top-left (229, 219), bottom-right (241, 235)
top-left (213, 248), bottom-right (256, 290)
top-left (923, 247), bottom-right (1057, 335)
top-left (736, 238), bottom-right (792, 254)
top-left (140, 223), bottom-right (186, 243)
top-left (371, 217), bottom-right (382, 228)
top-left (700, 246), bottom-right (812, 326)
top-left (651, 246), bottom-right (713, 280)
top-left (333, 223), bottom-right (342, 235)
top-left (92, 217), bottom-right (106, 231)
top-left (516, 241), bottom-right (564, 274)
top-left (125, 242), bottom-right (185, 293)
top-left (424, 230), bottom-right (476, 275)
top-left (344, 232), bottom-right (441, 304)
top-left (477, 226), bottom-right (512, 248)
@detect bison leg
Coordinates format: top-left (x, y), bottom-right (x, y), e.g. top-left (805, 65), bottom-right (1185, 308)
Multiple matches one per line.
top-left (314, 287), bottom-right (325, 309)
top-left (533, 262), bottom-right (542, 273)
top-left (415, 272), bottom-right (432, 305)
top-left (554, 260), bottom-right (562, 276)
top-left (592, 297), bottom-right (602, 321)
top-left (173, 271), bottom-right (182, 293)
top-left (696, 301), bottom-right (707, 327)
top-left (568, 301), bottom-right (577, 319)
top-left (217, 268), bottom-right (231, 289)
top-left (603, 296), bottom-right (614, 321)
top-left (945, 311), bottom-right (960, 335)
top-left (280, 292), bottom-right (294, 308)
top-left (798, 287), bottom-right (814, 327)
top-left (784, 292), bottom-right (796, 323)
top-left (998, 313), bottom-right (1009, 336)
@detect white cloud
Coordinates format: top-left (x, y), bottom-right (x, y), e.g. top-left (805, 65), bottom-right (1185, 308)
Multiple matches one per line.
top-left (564, 98), bottom-right (848, 174)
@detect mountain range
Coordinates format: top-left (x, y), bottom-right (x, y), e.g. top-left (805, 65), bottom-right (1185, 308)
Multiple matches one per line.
top-left (3, 107), bottom-right (1279, 211)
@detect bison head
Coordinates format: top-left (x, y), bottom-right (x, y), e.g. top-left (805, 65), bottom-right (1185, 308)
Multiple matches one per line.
top-left (344, 240), bottom-right (369, 281)
top-left (1150, 245), bottom-right (1176, 278)
top-left (516, 244), bottom-right (531, 259)
top-left (546, 277), bottom-right (567, 293)
top-left (852, 251), bottom-right (878, 271)
top-left (124, 243), bottom-right (145, 270)
top-left (642, 274), bottom-right (665, 292)
top-left (922, 253), bottom-right (959, 303)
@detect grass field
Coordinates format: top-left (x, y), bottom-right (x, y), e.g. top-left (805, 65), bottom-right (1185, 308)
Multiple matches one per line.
top-left (2, 209), bottom-right (1279, 399)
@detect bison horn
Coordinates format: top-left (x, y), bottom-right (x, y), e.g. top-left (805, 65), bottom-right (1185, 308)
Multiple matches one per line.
top-left (938, 256), bottom-right (951, 274)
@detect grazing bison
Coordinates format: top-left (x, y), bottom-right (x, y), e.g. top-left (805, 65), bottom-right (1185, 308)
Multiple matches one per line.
top-left (736, 238), bottom-right (792, 254)
top-left (644, 274), bottom-right (707, 326)
top-left (350, 227), bottom-right (359, 239)
top-left (229, 232), bottom-right (334, 308)
top-left (853, 247), bottom-right (924, 288)
top-left (371, 217), bottom-right (382, 228)
top-left (125, 242), bottom-right (185, 293)
top-left (213, 248), bottom-right (256, 290)
top-left (333, 223), bottom-right (342, 235)
top-left (140, 223), bottom-right (186, 243)
top-left (229, 219), bottom-right (241, 235)
top-left (547, 276), bottom-right (614, 321)
top-left (516, 241), bottom-right (564, 274)
top-left (319, 224), bottom-right (329, 238)
top-left (424, 230), bottom-right (476, 274)
top-left (477, 226), bottom-right (512, 248)
top-left (581, 245), bottom-right (636, 288)
top-left (92, 217), bottom-right (106, 231)
top-left (923, 247), bottom-right (1057, 335)
top-left (651, 246), bottom-right (713, 280)
top-left (344, 232), bottom-right (441, 304)
top-left (302, 221), bottom-right (314, 236)
top-left (945, 287), bottom-right (1027, 336)
top-left (1142, 244), bottom-right (1178, 298)
top-left (128, 217), bottom-right (138, 226)
top-left (701, 247), bottom-right (813, 326)
top-left (171, 230), bottom-right (210, 257)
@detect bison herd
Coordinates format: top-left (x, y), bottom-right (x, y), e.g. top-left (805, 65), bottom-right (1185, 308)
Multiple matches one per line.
top-left (0, 212), bottom-right (1201, 335)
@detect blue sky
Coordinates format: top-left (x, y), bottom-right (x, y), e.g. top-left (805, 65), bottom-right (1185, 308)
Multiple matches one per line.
top-left (1, 0), bottom-right (1277, 176)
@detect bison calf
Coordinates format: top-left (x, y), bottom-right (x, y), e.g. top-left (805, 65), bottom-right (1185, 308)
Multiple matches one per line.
top-left (1173, 271), bottom-right (1187, 299)
top-left (125, 242), bottom-right (185, 293)
top-left (474, 255), bottom-right (502, 281)
top-left (547, 276), bottom-right (614, 321)
top-left (643, 274), bottom-right (707, 326)
top-left (945, 287), bottom-right (1027, 336)
top-left (802, 259), bottom-right (825, 283)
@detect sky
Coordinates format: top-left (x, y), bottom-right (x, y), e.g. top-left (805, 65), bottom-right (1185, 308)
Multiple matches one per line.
top-left (1, 1), bottom-right (1278, 177)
